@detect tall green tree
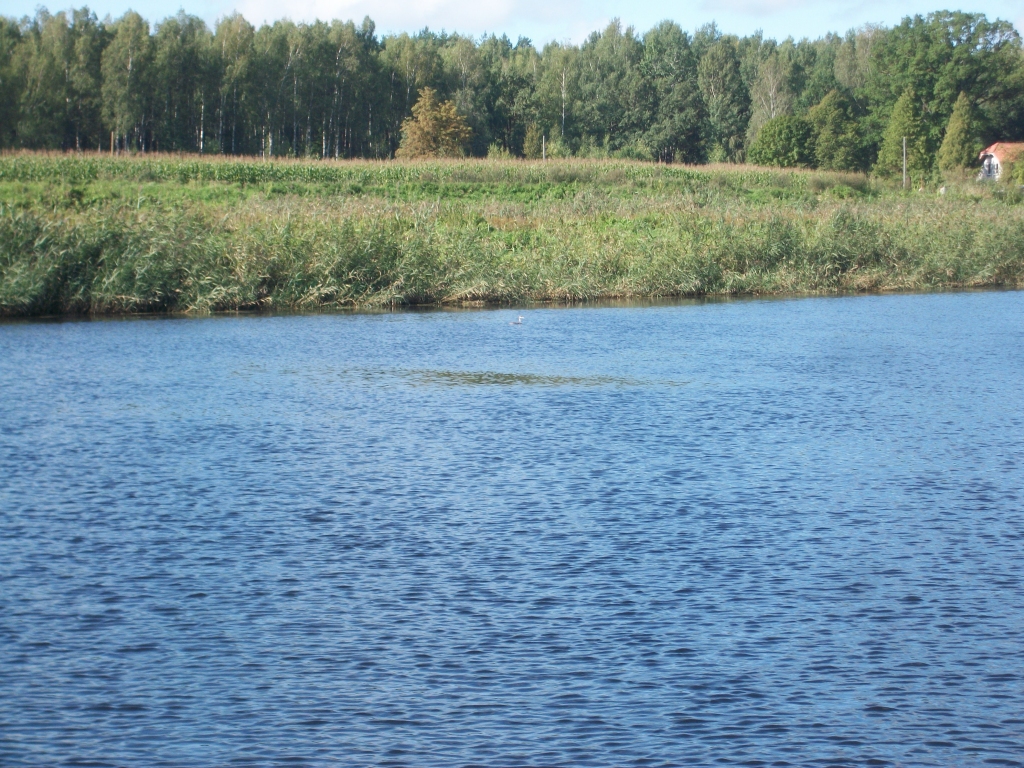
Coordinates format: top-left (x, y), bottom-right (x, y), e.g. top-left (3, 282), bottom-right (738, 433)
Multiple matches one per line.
top-left (101, 11), bottom-right (153, 151)
top-left (576, 21), bottom-right (648, 156)
top-left (381, 31), bottom-right (444, 154)
top-left (323, 18), bottom-right (383, 159)
top-left (294, 21), bottom-right (339, 158)
top-left (68, 9), bottom-right (107, 149)
top-left (697, 39), bottom-right (749, 161)
top-left (0, 18), bottom-right (22, 147)
top-left (14, 10), bottom-right (105, 149)
top-left (152, 13), bottom-right (215, 152)
top-left (790, 34), bottom-right (842, 112)
top-left (248, 21), bottom-right (287, 157)
top-left (641, 21), bottom-right (704, 163)
top-left (441, 35), bottom-right (489, 153)
top-left (808, 90), bottom-right (864, 170)
top-left (535, 42), bottom-right (578, 144)
top-left (875, 87), bottom-right (928, 177)
top-left (215, 13), bottom-right (254, 154)
top-left (937, 92), bottom-right (978, 171)
top-left (834, 25), bottom-right (884, 93)
top-left (478, 34), bottom-right (538, 155)
top-left (13, 10), bottom-right (68, 149)
top-left (746, 53), bottom-right (793, 146)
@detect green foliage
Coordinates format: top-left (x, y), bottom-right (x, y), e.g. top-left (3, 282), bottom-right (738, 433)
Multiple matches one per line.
top-left (937, 92), bottom-right (979, 171)
top-left (747, 116), bottom-right (813, 167)
top-left (746, 53), bottom-right (793, 147)
top-left (486, 143), bottom-right (512, 159)
top-left (0, 18), bottom-right (23, 148)
top-left (864, 12), bottom-right (1023, 152)
top-left (641, 21), bottom-right (704, 163)
top-left (4, 154), bottom-right (1023, 317)
top-left (545, 134), bottom-right (572, 158)
top-left (611, 138), bottom-right (654, 161)
top-left (876, 88), bottom-right (929, 178)
top-left (523, 123), bottom-right (544, 159)
top-left (0, 6), bottom-right (1023, 164)
top-left (101, 11), bottom-right (152, 150)
top-left (473, 35), bottom-right (536, 156)
top-left (152, 12), bottom-right (217, 153)
top-left (808, 90), bottom-right (864, 171)
top-left (791, 36), bottom-right (844, 113)
top-left (698, 40), bottom-right (749, 160)
top-left (213, 14), bottom-right (253, 155)
top-left (1014, 161), bottom-right (1024, 185)
top-left (576, 21), bottom-right (648, 156)
top-left (11, 10), bottom-right (106, 151)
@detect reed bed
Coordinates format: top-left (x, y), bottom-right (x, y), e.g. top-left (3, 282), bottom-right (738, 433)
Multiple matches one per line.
top-left (1, 153), bottom-right (1022, 316)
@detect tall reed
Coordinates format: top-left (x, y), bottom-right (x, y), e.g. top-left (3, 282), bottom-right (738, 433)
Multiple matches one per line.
top-left (2, 154), bottom-right (1021, 316)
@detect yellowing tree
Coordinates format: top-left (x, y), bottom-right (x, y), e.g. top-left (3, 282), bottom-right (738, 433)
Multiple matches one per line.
top-left (396, 87), bottom-right (472, 158)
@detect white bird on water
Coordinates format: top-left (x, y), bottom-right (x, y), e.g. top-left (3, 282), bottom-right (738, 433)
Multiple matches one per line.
top-left (510, 315), bottom-right (524, 325)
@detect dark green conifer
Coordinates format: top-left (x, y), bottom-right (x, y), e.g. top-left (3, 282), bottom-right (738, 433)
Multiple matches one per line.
top-left (808, 90), bottom-right (863, 171)
top-left (876, 88), bottom-right (928, 178)
top-left (937, 92), bottom-right (978, 171)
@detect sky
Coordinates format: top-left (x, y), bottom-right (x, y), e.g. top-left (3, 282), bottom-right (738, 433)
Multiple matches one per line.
top-left (6, 0), bottom-right (1024, 44)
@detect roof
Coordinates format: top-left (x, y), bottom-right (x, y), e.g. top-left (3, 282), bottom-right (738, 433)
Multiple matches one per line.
top-left (979, 142), bottom-right (1024, 163)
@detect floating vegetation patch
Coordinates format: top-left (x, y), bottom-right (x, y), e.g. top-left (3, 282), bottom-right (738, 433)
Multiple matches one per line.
top-left (400, 369), bottom-right (648, 388)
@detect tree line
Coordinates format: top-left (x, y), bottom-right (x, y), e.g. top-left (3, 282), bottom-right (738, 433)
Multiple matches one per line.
top-left (1, 7), bottom-right (1022, 173)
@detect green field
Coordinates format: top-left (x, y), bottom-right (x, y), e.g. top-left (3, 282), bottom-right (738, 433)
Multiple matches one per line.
top-left (1, 153), bottom-right (1023, 316)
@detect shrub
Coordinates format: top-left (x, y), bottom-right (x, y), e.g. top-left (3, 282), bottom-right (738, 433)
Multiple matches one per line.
top-left (487, 143), bottom-right (513, 160)
top-left (747, 116), bottom-right (813, 168)
top-left (1013, 160), bottom-right (1024, 185)
top-left (523, 124), bottom-right (544, 159)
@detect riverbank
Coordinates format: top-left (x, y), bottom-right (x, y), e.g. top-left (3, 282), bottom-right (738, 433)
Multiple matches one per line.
top-left (2, 153), bottom-right (1022, 316)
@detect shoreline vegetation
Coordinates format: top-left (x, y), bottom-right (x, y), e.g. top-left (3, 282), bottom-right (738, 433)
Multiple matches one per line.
top-left (2, 153), bottom-right (1023, 317)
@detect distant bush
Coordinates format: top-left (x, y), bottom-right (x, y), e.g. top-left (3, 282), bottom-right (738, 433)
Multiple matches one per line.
top-left (747, 116), bottom-right (813, 168)
top-left (611, 140), bottom-right (654, 161)
top-left (487, 143), bottom-right (513, 160)
top-left (523, 124), bottom-right (544, 159)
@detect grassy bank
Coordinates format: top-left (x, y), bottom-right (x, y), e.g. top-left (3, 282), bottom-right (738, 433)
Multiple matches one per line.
top-left (2, 153), bottom-right (1023, 316)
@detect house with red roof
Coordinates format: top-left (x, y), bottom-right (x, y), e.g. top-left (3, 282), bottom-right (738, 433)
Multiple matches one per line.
top-left (978, 142), bottom-right (1024, 180)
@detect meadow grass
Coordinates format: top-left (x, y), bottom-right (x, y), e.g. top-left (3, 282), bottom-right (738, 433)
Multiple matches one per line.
top-left (2, 152), bottom-right (1022, 316)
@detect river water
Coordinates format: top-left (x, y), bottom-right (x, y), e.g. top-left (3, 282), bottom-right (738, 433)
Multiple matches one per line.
top-left (2, 292), bottom-right (1023, 767)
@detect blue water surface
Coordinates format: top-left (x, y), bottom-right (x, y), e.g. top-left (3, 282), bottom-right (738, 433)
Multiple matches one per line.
top-left (1, 292), bottom-right (1023, 767)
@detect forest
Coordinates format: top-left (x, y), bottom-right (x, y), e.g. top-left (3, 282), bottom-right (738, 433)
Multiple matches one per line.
top-left (0, 7), bottom-right (1023, 173)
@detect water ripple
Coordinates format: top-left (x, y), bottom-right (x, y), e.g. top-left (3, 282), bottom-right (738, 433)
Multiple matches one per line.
top-left (1, 293), bottom-right (1023, 766)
